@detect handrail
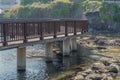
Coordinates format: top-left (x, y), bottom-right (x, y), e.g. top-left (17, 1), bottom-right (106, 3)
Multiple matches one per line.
top-left (0, 19), bottom-right (88, 46)
top-left (0, 19), bottom-right (88, 23)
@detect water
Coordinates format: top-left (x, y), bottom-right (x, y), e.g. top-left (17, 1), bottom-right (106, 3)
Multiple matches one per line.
top-left (0, 44), bottom-right (85, 80)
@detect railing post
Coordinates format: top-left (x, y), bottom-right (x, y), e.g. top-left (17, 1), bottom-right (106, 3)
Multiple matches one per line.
top-left (74, 21), bottom-right (76, 35)
top-left (65, 21), bottom-right (68, 36)
top-left (53, 21), bottom-right (57, 38)
top-left (40, 23), bottom-right (43, 40)
top-left (82, 21), bottom-right (84, 34)
top-left (23, 23), bottom-right (27, 43)
top-left (3, 24), bottom-right (7, 46)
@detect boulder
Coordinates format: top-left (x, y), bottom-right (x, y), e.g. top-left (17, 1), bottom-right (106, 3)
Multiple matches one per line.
top-left (91, 62), bottom-right (105, 70)
top-left (77, 72), bottom-right (87, 77)
top-left (105, 76), bottom-right (113, 80)
top-left (108, 63), bottom-right (120, 74)
top-left (84, 68), bottom-right (93, 74)
top-left (102, 73), bottom-right (113, 80)
top-left (94, 39), bottom-right (107, 46)
top-left (100, 57), bottom-right (119, 66)
top-left (100, 57), bottom-right (112, 66)
top-left (116, 62), bottom-right (120, 66)
top-left (85, 73), bottom-right (103, 80)
top-left (74, 75), bottom-right (84, 80)
top-left (112, 57), bottom-right (120, 63)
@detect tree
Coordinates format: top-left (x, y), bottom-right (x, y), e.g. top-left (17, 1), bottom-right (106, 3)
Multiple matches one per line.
top-left (21, 0), bottom-right (52, 5)
top-left (81, 0), bottom-right (102, 14)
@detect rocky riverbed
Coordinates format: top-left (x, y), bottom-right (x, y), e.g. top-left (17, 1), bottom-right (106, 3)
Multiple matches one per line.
top-left (74, 34), bottom-right (120, 80)
top-left (74, 57), bottom-right (120, 80)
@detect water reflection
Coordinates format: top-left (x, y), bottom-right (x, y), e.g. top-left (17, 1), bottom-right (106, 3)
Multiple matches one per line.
top-left (17, 71), bottom-right (26, 80)
top-left (62, 52), bottom-right (80, 69)
top-left (62, 57), bottom-right (71, 68)
top-left (0, 45), bottom-right (84, 80)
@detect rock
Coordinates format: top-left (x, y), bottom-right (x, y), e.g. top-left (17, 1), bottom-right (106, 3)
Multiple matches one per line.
top-left (110, 73), bottom-right (118, 77)
top-left (74, 75), bottom-right (84, 80)
top-left (84, 68), bottom-right (93, 74)
top-left (91, 62), bottom-right (105, 70)
top-left (96, 46), bottom-right (107, 50)
top-left (100, 57), bottom-right (120, 66)
top-left (85, 73), bottom-right (103, 80)
top-left (115, 40), bottom-right (120, 43)
top-left (116, 62), bottom-right (120, 66)
top-left (94, 39), bottom-right (107, 46)
top-left (112, 57), bottom-right (120, 63)
top-left (77, 72), bottom-right (87, 77)
top-left (108, 63), bottom-right (120, 74)
top-left (102, 73), bottom-right (113, 80)
top-left (100, 57), bottom-right (112, 66)
top-left (74, 56), bottom-right (120, 80)
top-left (102, 73), bottom-right (108, 79)
top-left (105, 76), bottom-right (113, 80)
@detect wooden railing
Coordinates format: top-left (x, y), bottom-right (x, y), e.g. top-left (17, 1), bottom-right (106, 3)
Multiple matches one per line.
top-left (0, 19), bottom-right (88, 46)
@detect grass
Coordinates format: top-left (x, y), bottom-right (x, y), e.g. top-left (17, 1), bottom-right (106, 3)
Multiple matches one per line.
top-left (115, 77), bottom-right (120, 80)
top-left (97, 49), bottom-right (120, 57)
top-left (98, 49), bottom-right (120, 54)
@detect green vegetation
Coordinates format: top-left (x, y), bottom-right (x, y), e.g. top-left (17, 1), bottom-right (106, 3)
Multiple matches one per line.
top-left (81, 0), bottom-right (120, 23)
top-left (82, 0), bottom-right (102, 14)
top-left (49, 70), bottom-right (75, 80)
top-left (97, 49), bottom-right (120, 58)
top-left (48, 64), bottom-right (89, 80)
top-left (100, 2), bottom-right (120, 23)
top-left (3, 0), bottom-right (120, 21)
top-left (98, 49), bottom-right (120, 54)
top-left (3, 0), bottom-right (76, 18)
top-left (115, 77), bottom-right (120, 80)
top-left (21, 0), bottom-right (53, 5)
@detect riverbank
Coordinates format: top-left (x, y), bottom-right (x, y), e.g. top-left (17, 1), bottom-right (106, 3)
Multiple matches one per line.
top-left (49, 34), bottom-right (120, 80)
top-left (73, 34), bottom-right (120, 80)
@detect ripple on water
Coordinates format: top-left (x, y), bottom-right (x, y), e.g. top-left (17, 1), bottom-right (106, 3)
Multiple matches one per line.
top-left (0, 44), bottom-right (86, 80)
top-left (0, 45), bottom-right (48, 80)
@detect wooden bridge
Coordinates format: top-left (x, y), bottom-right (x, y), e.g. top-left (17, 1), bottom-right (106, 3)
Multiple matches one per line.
top-left (0, 19), bottom-right (88, 71)
top-left (0, 19), bottom-right (88, 49)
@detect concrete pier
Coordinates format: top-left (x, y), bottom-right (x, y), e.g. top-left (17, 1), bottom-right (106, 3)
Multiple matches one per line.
top-left (45, 42), bottom-right (54, 62)
top-left (70, 37), bottom-right (77, 51)
top-left (17, 47), bottom-right (26, 71)
top-left (63, 38), bottom-right (70, 56)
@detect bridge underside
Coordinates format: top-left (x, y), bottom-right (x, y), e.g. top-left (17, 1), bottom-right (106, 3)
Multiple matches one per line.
top-left (0, 33), bottom-right (82, 50)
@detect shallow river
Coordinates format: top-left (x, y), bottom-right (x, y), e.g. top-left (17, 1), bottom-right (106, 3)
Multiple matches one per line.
top-left (0, 44), bottom-right (85, 80)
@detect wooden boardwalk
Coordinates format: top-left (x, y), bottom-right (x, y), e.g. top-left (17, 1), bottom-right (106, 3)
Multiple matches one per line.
top-left (0, 19), bottom-right (88, 50)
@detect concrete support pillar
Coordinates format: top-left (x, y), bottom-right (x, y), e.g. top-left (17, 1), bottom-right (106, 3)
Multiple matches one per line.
top-left (45, 42), bottom-right (54, 62)
top-left (63, 38), bottom-right (70, 56)
top-left (70, 37), bottom-right (77, 51)
top-left (17, 47), bottom-right (26, 71)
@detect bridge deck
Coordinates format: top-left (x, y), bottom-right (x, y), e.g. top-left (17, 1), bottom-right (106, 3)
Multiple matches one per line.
top-left (0, 19), bottom-right (88, 50)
